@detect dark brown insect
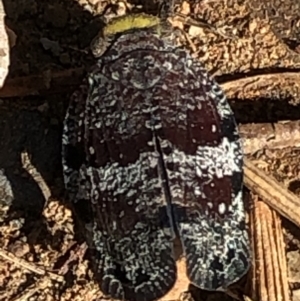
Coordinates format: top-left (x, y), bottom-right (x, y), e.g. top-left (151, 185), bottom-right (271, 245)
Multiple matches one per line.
top-left (62, 13), bottom-right (250, 301)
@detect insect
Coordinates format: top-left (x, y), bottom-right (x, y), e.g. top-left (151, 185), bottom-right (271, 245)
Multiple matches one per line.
top-left (62, 11), bottom-right (251, 301)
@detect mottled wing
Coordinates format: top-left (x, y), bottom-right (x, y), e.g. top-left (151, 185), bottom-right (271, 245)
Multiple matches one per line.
top-left (157, 49), bottom-right (251, 290)
top-left (63, 59), bottom-right (177, 301)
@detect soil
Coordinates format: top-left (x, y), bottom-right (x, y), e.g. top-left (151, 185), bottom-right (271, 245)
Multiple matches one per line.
top-left (0, 0), bottom-right (300, 301)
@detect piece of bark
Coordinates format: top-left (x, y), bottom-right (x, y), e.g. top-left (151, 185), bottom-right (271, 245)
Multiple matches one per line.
top-left (240, 121), bottom-right (300, 155)
top-left (222, 72), bottom-right (300, 105)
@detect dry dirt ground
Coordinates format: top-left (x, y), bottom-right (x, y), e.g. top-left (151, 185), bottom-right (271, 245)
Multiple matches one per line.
top-left (0, 0), bottom-right (300, 301)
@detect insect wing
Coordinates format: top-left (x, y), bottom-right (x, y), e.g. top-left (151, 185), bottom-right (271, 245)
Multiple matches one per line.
top-left (157, 52), bottom-right (251, 290)
top-left (72, 62), bottom-right (176, 301)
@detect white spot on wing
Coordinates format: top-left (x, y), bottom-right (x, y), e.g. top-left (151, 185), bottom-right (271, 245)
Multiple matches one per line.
top-left (218, 203), bottom-right (226, 215)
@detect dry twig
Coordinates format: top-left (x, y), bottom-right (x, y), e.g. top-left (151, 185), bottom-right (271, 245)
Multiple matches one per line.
top-left (4, 243), bottom-right (89, 301)
top-left (222, 72), bottom-right (300, 103)
top-left (0, 248), bottom-right (64, 282)
top-left (244, 158), bottom-right (300, 228)
top-left (249, 194), bottom-right (290, 301)
top-left (21, 151), bottom-right (51, 201)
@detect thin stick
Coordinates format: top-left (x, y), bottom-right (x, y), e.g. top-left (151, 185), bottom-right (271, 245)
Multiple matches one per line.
top-left (0, 248), bottom-right (64, 282)
top-left (274, 211), bottom-right (290, 301)
top-left (267, 210), bottom-right (281, 301)
top-left (254, 199), bottom-right (268, 300)
top-left (243, 158), bottom-right (300, 228)
top-left (4, 242), bottom-right (89, 301)
top-left (248, 193), bottom-right (257, 300)
top-left (261, 202), bottom-right (275, 301)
